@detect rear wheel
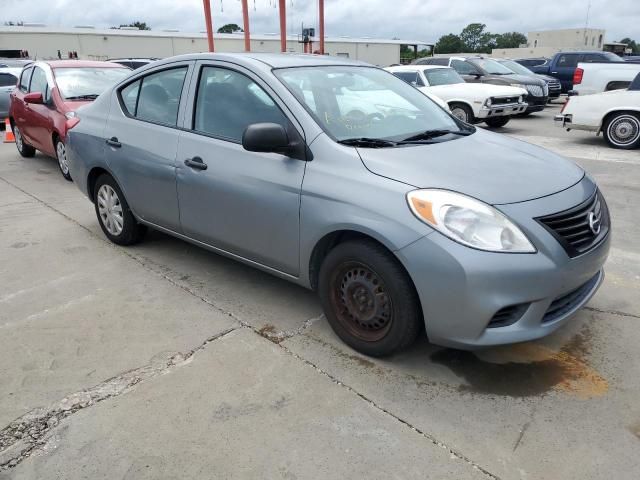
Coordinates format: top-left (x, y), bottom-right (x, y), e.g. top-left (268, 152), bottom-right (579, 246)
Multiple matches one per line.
top-left (94, 174), bottom-right (146, 245)
top-left (318, 240), bottom-right (422, 357)
top-left (603, 112), bottom-right (640, 150)
top-left (55, 139), bottom-right (72, 181)
top-left (14, 126), bottom-right (36, 158)
top-left (485, 116), bottom-right (510, 128)
top-left (449, 103), bottom-right (474, 124)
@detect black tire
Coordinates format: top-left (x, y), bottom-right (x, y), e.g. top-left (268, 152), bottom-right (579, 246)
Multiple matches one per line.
top-left (449, 102), bottom-right (474, 124)
top-left (484, 116), bottom-right (510, 128)
top-left (602, 112), bottom-right (640, 150)
top-left (55, 138), bottom-right (72, 181)
top-left (318, 239), bottom-right (422, 357)
top-left (13, 125), bottom-right (36, 158)
top-left (93, 174), bottom-right (146, 245)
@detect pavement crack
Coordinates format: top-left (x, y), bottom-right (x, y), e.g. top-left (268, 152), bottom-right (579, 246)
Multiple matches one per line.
top-left (257, 313), bottom-right (325, 343)
top-left (512, 406), bottom-right (536, 452)
top-left (585, 306), bottom-right (640, 319)
top-left (0, 327), bottom-right (238, 470)
top-left (274, 341), bottom-right (501, 480)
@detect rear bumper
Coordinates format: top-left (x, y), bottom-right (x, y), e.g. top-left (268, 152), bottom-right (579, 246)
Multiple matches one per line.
top-left (554, 114), bottom-right (599, 132)
top-left (395, 179), bottom-right (610, 349)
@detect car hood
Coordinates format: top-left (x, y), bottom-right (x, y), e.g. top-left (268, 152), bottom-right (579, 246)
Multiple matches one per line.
top-left (356, 129), bottom-right (584, 205)
top-left (427, 83), bottom-right (526, 97)
top-left (500, 73), bottom-right (546, 86)
top-left (536, 74), bottom-right (558, 83)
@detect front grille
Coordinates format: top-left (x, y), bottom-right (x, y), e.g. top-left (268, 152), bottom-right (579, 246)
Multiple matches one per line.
top-left (543, 273), bottom-right (600, 323)
top-left (525, 84), bottom-right (545, 97)
top-left (547, 80), bottom-right (561, 92)
top-left (492, 96), bottom-right (519, 105)
top-left (543, 84), bottom-right (549, 96)
top-left (487, 304), bottom-right (528, 328)
top-left (536, 189), bottom-right (609, 258)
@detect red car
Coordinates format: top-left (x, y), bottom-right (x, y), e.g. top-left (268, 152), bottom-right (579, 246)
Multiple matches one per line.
top-left (9, 60), bottom-right (130, 180)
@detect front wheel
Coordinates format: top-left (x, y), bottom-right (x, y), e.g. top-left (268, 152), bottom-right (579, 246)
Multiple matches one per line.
top-left (485, 116), bottom-right (510, 128)
top-left (94, 174), bottom-right (146, 245)
top-left (603, 112), bottom-right (640, 150)
top-left (14, 126), bottom-right (36, 158)
top-left (55, 139), bottom-right (72, 181)
top-left (318, 240), bottom-right (422, 357)
top-left (449, 103), bottom-right (474, 124)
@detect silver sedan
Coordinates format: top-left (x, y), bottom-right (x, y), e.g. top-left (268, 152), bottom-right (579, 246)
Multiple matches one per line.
top-left (66, 53), bottom-right (610, 356)
top-left (0, 67), bottom-right (21, 119)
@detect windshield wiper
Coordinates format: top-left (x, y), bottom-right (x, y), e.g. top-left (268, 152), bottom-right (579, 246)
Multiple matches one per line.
top-left (338, 137), bottom-right (398, 148)
top-left (400, 129), bottom-right (473, 143)
top-left (65, 94), bottom-right (100, 100)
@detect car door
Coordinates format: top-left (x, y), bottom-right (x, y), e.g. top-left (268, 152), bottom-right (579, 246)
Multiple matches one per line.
top-left (553, 53), bottom-right (582, 91)
top-left (175, 62), bottom-right (306, 276)
top-left (104, 63), bottom-right (193, 232)
top-left (24, 66), bottom-right (54, 153)
top-left (11, 66), bottom-right (33, 141)
top-left (450, 59), bottom-right (482, 83)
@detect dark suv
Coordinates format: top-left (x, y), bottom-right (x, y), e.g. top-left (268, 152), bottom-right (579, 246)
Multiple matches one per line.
top-left (415, 56), bottom-right (549, 114)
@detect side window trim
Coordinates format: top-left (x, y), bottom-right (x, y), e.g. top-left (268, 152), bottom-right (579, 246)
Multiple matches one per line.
top-left (20, 67), bottom-right (33, 92)
top-left (185, 61), bottom-right (304, 145)
top-left (115, 63), bottom-right (193, 129)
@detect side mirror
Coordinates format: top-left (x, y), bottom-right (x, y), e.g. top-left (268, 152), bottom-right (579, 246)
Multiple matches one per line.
top-left (242, 122), bottom-right (310, 161)
top-left (24, 92), bottom-right (43, 104)
top-left (242, 123), bottom-right (290, 153)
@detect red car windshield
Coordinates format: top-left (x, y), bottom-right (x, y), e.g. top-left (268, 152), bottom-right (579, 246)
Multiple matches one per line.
top-left (53, 67), bottom-right (130, 100)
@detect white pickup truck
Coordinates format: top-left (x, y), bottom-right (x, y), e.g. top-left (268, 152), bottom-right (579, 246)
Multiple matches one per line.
top-left (572, 61), bottom-right (640, 95)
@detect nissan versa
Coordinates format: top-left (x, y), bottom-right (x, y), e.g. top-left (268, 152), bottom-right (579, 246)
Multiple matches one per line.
top-left (66, 54), bottom-right (610, 357)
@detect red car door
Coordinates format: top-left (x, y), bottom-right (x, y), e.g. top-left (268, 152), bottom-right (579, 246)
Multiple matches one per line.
top-left (10, 66), bottom-right (33, 142)
top-left (23, 66), bottom-right (54, 154)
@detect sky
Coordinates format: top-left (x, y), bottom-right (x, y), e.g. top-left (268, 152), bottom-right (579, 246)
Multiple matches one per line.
top-left (2, 0), bottom-right (638, 44)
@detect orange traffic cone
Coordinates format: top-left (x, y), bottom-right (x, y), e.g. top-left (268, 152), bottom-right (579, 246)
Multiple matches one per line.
top-left (3, 118), bottom-right (15, 143)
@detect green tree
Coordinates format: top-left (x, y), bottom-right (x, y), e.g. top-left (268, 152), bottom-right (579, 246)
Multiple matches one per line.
top-left (434, 34), bottom-right (464, 54)
top-left (118, 21), bottom-right (151, 30)
top-left (217, 23), bottom-right (243, 34)
top-left (619, 37), bottom-right (639, 53)
top-left (460, 23), bottom-right (487, 52)
top-left (495, 32), bottom-right (527, 49)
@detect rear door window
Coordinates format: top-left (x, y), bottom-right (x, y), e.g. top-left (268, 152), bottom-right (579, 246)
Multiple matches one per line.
top-left (118, 67), bottom-right (188, 126)
top-left (557, 54), bottom-right (580, 68)
top-left (0, 73), bottom-right (17, 87)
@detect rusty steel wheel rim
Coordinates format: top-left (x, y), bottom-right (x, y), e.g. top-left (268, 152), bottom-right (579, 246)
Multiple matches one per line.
top-left (330, 261), bottom-right (392, 342)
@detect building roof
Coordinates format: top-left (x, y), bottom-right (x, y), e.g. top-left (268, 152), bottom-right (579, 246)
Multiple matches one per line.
top-left (0, 25), bottom-right (429, 46)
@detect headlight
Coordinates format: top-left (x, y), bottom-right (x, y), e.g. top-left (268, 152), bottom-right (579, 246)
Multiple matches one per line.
top-left (407, 189), bottom-right (536, 253)
top-left (64, 111), bottom-right (77, 119)
top-left (518, 95), bottom-right (524, 103)
top-left (510, 83), bottom-right (522, 88)
top-left (484, 97), bottom-right (492, 107)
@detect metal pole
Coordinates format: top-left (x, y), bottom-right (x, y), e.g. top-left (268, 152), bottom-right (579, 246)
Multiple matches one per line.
top-left (319, 0), bottom-right (325, 54)
top-left (202, 0), bottom-right (215, 52)
top-left (278, 0), bottom-right (286, 52)
top-left (241, 0), bottom-right (251, 51)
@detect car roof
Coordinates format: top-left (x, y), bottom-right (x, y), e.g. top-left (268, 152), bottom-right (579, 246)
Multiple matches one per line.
top-left (149, 52), bottom-right (370, 69)
top-left (42, 60), bottom-right (127, 69)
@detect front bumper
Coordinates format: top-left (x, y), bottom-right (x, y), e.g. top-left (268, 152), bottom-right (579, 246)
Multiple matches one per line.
top-left (396, 177), bottom-right (610, 349)
top-left (525, 95), bottom-right (549, 112)
top-left (476, 102), bottom-right (527, 119)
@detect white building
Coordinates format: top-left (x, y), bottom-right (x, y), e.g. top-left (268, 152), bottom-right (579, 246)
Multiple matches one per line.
top-left (0, 25), bottom-right (428, 66)
top-left (492, 28), bottom-right (607, 59)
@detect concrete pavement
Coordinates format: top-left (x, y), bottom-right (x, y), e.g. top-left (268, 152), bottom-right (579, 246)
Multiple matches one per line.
top-left (1, 107), bottom-right (639, 479)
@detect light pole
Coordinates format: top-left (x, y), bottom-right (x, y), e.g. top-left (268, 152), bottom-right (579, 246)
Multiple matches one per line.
top-left (202, 0), bottom-right (215, 52)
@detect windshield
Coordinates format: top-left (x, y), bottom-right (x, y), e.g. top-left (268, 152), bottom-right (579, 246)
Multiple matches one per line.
top-left (423, 68), bottom-right (465, 86)
top-left (274, 66), bottom-right (461, 142)
top-left (498, 59), bottom-right (534, 76)
top-left (53, 67), bottom-right (131, 100)
top-left (474, 59), bottom-right (515, 75)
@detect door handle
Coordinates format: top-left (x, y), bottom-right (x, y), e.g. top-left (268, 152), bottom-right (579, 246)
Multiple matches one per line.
top-left (106, 137), bottom-right (121, 148)
top-left (184, 156), bottom-right (207, 170)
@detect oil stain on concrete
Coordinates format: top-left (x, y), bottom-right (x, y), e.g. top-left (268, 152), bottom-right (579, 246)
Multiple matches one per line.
top-left (431, 325), bottom-right (608, 398)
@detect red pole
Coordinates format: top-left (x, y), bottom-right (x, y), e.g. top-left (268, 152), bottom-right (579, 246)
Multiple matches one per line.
top-left (202, 0), bottom-right (215, 52)
top-left (278, 0), bottom-right (286, 52)
top-left (319, 0), bottom-right (325, 54)
top-left (241, 0), bottom-right (251, 52)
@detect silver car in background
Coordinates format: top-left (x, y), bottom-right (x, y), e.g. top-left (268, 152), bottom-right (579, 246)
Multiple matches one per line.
top-left (66, 53), bottom-right (610, 356)
top-left (0, 67), bottom-right (22, 119)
